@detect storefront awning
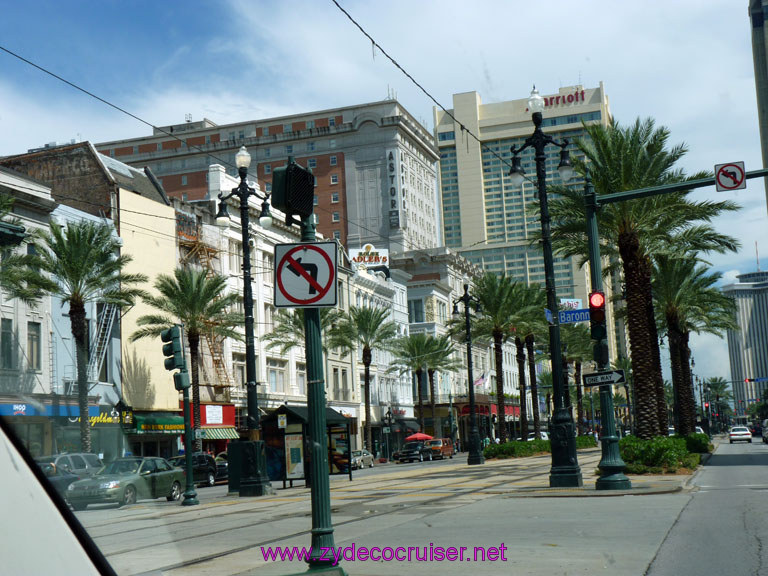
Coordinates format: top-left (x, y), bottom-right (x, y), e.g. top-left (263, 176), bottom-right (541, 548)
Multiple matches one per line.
top-left (133, 412), bottom-right (184, 435)
top-left (200, 427), bottom-right (240, 440)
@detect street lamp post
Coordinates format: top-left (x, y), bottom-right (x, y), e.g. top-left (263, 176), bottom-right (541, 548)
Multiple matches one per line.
top-left (453, 283), bottom-right (484, 465)
top-left (216, 146), bottom-right (273, 497)
top-left (509, 87), bottom-right (582, 487)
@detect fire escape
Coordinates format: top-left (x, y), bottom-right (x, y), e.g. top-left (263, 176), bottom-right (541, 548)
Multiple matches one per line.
top-left (177, 212), bottom-right (235, 403)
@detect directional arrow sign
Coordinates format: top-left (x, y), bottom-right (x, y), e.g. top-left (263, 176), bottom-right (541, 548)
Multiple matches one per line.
top-left (582, 369), bottom-right (626, 387)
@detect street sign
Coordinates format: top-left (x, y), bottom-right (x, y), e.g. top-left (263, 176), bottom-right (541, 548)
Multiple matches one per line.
top-left (274, 242), bottom-right (337, 308)
top-left (545, 308), bottom-right (591, 325)
top-left (714, 161), bottom-right (746, 192)
top-left (382, 427), bottom-right (390, 434)
top-left (583, 370), bottom-right (626, 387)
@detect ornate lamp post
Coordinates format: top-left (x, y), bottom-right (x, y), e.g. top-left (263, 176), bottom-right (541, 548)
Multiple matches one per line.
top-left (508, 87), bottom-right (582, 487)
top-left (216, 146), bottom-right (273, 497)
top-left (453, 283), bottom-right (484, 465)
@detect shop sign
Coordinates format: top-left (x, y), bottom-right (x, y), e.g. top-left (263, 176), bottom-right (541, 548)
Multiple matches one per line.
top-left (349, 244), bottom-right (389, 267)
top-left (205, 404), bottom-right (223, 425)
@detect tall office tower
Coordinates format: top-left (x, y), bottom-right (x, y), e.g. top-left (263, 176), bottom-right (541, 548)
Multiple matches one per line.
top-left (96, 100), bottom-right (440, 254)
top-left (433, 84), bottom-right (611, 300)
top-left (750, 0), bottom-right (768, 214)
top-left (724, 271), bottom-right (768, 411)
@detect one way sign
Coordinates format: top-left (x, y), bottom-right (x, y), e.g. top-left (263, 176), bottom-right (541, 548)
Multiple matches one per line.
top-left (582, 370), bottom-right (626, 387)
top-left (274, 242), bottom-right (337, 308)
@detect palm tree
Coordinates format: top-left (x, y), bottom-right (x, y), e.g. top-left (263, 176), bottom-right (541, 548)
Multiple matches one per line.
top-left (705, 377), bottom-right (734, 429)
top-left (425, 334), bottom-right (461, 436)
top-left (0, 194), bottom-right (46, 304)
top-left (521, 288), bottom-right (548, 439)
top-left (392, 332), bottom-right (432, 433)
top-left (472, 273), bottom-right (541, 443)
top-left (549, 117), bottom-right (740, 439)
top-left (561, 324), bottom-right (593, 435)
top-left (262, 307), bottom-right (346, 356)
top-left (652, 254), bottom-right (737, 435)
top-left (328, 306), bottom-right (398, 451)
top-left (27, 221), bottom-right (147, 452)
top-left (130, 267), bottom-right (242, 451)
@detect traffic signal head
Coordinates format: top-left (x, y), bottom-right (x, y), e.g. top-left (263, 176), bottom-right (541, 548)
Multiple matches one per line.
top-left (161, 326), bottom-right (184, 371)
top-left (705, 402), bottom-right (709, 408)
top-left (173, 371), bottom-right (190, 390)
top-left (588, 290), bottom-right (607, 340)
top-left (271, 159), bottom-right (315, 220)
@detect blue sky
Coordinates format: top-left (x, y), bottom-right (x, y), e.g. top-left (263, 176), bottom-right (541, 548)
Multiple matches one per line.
top-left (0, 0), bottom-right (765, 384)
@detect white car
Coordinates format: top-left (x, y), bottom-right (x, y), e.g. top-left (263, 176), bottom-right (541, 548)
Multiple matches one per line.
top-left (526, 431), bottom-right (549, 441)
top-left (351, 449), bottom-right (374, 469)
top-left (695, 426), bottom-right (705, 435)
top-left (729, 426), bottom-right (752, 444)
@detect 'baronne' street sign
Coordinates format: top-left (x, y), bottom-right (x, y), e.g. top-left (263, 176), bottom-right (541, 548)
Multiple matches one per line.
top-left (582, 370), bottom-right (626, 387)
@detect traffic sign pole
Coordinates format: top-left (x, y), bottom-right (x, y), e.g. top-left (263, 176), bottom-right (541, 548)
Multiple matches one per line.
top-left (584, 171), bottom-right (631, 490)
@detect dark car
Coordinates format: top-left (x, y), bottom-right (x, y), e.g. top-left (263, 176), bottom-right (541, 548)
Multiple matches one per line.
top-left (397, 441), bottom-right (433, 463)
top-left (214, 452), bottom-right (228, 481)
top-left (36, 461), bottom-right (81, 499)
top-left (35, 453), bottom-right (103, 478)
top-left (66, 457), bottom-right (184, 510)
top-left (168, 452), bottom-right (217, 487)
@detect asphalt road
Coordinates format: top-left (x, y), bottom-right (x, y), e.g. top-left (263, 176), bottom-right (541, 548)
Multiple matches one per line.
top-left (646, 439), bottom-right (768, 576)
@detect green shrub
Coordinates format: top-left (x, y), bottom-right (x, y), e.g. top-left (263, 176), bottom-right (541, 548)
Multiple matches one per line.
top-left (684, 433), bottom-right (711, 454)
top-left (619, 435), bottom-right (687, 468)
top-left (648, 466), bottom-right (663, 474)
top-left (624, 462), bottom-right (647, 474)
top-left (682, 453), bottom-right (701, 469)
top-left (575, 435), bottom-right (598, 449)
top-left (483, 439), bottom-right (551, 459)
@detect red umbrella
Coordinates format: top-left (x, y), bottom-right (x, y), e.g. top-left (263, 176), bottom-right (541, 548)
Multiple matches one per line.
top-left (405, 432), bottom-right (433, 442)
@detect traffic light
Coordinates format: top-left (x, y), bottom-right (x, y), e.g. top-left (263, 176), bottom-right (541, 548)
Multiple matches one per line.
top-left (173, 372), bottom-right (190, 391)
top-left (161, 326), bottom-right (184, 371)
top-left (588, 290), bottom-right (607, 341)
top-left (271, 158), bottom-right (315, 221)
top-left (705, 402), bottom-right (709, 409)
top-left (745, 378), bottom-right (755, 383)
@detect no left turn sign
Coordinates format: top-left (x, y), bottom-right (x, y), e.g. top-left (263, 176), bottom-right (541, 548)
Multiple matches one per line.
top-left (714, 161), bottom-right (746, 192)
top-left (274, 242), bottom-right (337, 308)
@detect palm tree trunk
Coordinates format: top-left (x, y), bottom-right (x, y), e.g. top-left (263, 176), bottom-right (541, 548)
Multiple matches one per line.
top-left (679, 332), bottom-right (696, 435)
top-left (525, 335), bottom-right (540, 440)
top-left (649, 296), bottom-right (667, 436)
top-left (494, 331), bottom-right (506, 443)
top-left (416, 368), bottom-right (424, 434)
top-left (619, 232), bottom-right (658, 439)
top-left (428, 368), bottom-right (437, 437)
top-left (515, 337), bottom-right (527, 438)
top-left (575, 361), bottom-right (584, 435)
top-left (70, 300), bottom-right (91, 453)
top-left (364, 347), bottom-right (372, 452)
top-left (189, 332), bottom-right (202, 452)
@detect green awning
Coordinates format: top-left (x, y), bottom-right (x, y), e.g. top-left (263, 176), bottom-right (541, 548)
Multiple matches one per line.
top-left (133, 412), bottom-right (185, 435)
top-left (200, 427), bottom-right (240, 440)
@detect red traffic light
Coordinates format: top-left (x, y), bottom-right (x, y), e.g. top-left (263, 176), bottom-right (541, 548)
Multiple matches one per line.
top-left (589, 291), bottom-right (605, 309)
top-left (705, 402), bottom-right (709, 408)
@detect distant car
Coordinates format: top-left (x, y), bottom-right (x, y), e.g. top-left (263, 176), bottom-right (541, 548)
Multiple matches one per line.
top-left (518, 432), bottom-right (549, 441)
top-left (214, 452), bottom-right (228, 481)
top-left (36, 461), bottom-right (81, 499)
top-left (35, 453), bottom-right (103, 478)
top-left (397, 441), bottom-right (433, 463)
top-left (351, 449), bottom-right (374, 469)
top-left (695, 426), bottom-right (705, 435)
top-left (668, 427), bottom-right (676, 436)
top-left (168, 452), bottom-right (217, 487)
top-left (426, 438), bottom-right (454, 459)
top-left (67, 457), bottom-right (184, 510)
top-left (729, 426), bottom-right (752, 444)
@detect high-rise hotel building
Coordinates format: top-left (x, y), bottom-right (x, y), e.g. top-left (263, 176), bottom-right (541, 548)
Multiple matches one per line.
top-left (433, 84), bottom-right (611, 300)
top-left (96, 100), bottom-right (440, 254)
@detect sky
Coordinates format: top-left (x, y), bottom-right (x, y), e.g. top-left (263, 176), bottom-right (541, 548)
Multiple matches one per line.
top-left (0, 0), bottom-right (765, 388)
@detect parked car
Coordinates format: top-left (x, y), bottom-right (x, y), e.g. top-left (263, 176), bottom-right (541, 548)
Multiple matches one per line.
top-left (426, 438), bottom-right (454, 459)
top-left (66, 457), bottom-right (184, 510)
top-left (36, 460), bottom-right (81, 499)
top-left (729, 426), bottom-right (752, 444)
top-left (168, 452), bottom-right (217, 487)
top-left (397, 441), bottom-right (433, 463)
top-left (35, 453), bottom-right (103, 478)
top-left (351, 449), bottom-right (374, 469)
top-left (695, 426), bottom-right (706, 435)
top-left (214, 452), bottom-right (228, 481)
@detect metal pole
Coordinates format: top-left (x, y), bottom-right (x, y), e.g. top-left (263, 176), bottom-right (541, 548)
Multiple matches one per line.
top-left (463, 285), bottom-right (484, 465)
top-left (585, 171), bottom-right (631, 490)
top-left (180, 382), bottom-right (198, 506)
top-left (528, 112), bottom-right (581, 488)
top-left (299, 215), bottom-right (339, 570)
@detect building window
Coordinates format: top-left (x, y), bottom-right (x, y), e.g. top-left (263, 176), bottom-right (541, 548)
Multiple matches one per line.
top-left (284, 123), bottom-right (292, 133)
top-left (238, 130), bottom-right (245, 140)
top-left (263, 252), bottom-right (274, 283)
top-left (232, 353), bottom-right (246, 386)
top-left (408, 299), bottom-right (425, 323)
top-left (332, 212), bottom-right (340, 222)
top-left (264, 164), bottom-right (271, 174)
top-left (308, 158), bottom-right (317, 169)
top-left (156, 143), bottom-right (162, 151)
top-left (329, 118), bottom-right (336, 127)
top-left (181, 175), bottom-right (188, 186)
top-left (265, 182), bottom-right (272, 192)
top-left (313, 195), bottom-right (319, 206)
top-left (306, 120), bottom-right (315, 130)
top-left (331, 192), bottom-right (339, 203)
top-left (264, 148), bottom-right (271, 158)
top-left (329, 139), bottom-right (336, 149)
top-left (285, 145), bottom-right (293, 154)
top-left (306, 141), bottom-right (315, 152)
top-left (264, 303), bottom-right (274, 330)
top-left (333, 230), bottom-right (341, 240)
top-left (1, 319), bottom-right (13, 369)
top-left (229, 240), bottom-right (242, 273)
top-left (330, 155), bottom-right (337, 166)
top-left (342, 369), bottom-right (349, 400)
top-left (27, 322), bottom-right (41, 371)
top-left (330, 174), bottom-right (338, 185)
top-left (297, 363), bottom-right (306, 396)
top-left (267, 358), bottom-right (286, 393)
